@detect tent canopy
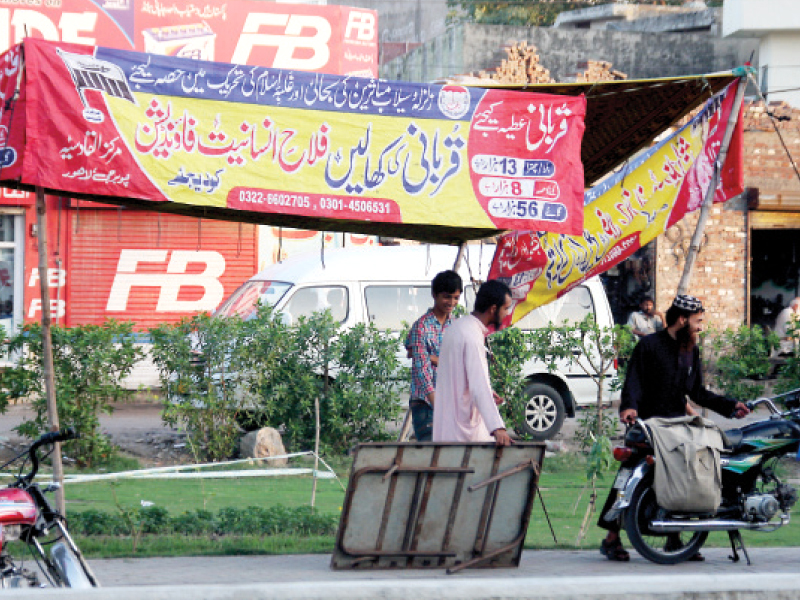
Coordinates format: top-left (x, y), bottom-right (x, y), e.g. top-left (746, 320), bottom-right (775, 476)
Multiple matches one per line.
top-left (477, 74), bottom-right (738, 186)
top-left (0, 38), bottom-right (738, 244)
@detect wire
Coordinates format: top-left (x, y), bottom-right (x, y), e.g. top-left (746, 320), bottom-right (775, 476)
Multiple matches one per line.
top-left (747, 73), bottom-right (800, 186)
top-left (760, 85), bottom-right (800, 95)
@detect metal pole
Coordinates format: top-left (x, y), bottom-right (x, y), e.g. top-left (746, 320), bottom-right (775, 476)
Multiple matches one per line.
top-left (35, 187), bottom-right (65, 515)
top-left (677, 78), bottom-right (747, 295)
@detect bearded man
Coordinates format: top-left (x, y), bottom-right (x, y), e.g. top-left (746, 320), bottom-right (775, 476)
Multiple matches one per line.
top-left (598, 295), bottom-right (750, 561)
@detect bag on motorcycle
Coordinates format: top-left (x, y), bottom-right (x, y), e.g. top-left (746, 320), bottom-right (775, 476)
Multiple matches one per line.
top-left (645, 416), bottom-right (725, 513)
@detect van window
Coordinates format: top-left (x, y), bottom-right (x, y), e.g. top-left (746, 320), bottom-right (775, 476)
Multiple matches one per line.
top-left (365, 285), bottom-right (430, 330)
top-left (515, 285), bottom-right (595, 330)
top-left (215, 281), bottom-right (293, 319)
top-left (282, 286), bottom-right (349, 324)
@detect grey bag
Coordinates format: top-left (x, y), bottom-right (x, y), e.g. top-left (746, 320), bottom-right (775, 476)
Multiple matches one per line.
top-left (645, 416), bottom-right (725, 513)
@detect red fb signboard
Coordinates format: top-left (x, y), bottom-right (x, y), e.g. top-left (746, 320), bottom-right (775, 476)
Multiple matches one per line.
top-left (59, 210), bottom-right (257, 329)
top-left (0, 0), bottom-right (377, 76)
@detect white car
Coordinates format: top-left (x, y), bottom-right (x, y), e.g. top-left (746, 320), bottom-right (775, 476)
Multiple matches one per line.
top-left (215, 245), bottom-right (619, 440)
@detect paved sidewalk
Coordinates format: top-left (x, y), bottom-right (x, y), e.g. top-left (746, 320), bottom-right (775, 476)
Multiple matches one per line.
top-left (90, 546), bottom-right (800, 586)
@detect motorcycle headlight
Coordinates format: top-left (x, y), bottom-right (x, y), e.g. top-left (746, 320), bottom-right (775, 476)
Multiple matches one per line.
top-left (3, 525), bottom-right (21, 542)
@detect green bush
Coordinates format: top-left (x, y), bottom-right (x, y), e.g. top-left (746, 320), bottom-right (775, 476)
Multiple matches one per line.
top-left (150, 312), bottom-right (252, 462)
top-left (150, 305), bottom-right (405, 459)
top-left (0, 320), bottom-right (143, 467)
top-left (69, 505), bottom-right (338, 537)
top-left (704, 325), bottom-right (779, 399)
top-left (486, 326), bottom-right (535, 431)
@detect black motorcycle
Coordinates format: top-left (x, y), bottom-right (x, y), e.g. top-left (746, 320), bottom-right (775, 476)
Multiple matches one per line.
top-left (604, 388), bottom-right (800, 564)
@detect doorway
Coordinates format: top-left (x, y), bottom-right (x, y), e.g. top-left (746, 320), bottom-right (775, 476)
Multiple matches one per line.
top-left (750, 228), bottom-right (800, 331)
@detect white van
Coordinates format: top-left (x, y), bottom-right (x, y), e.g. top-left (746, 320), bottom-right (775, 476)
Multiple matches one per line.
top-left (214, 245), bottom-right (618, 440)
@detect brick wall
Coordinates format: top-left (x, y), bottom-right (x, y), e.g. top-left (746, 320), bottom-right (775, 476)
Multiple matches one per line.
top-left (655, 100), bottom-right (800, 330)
top-left (655, 197), bottom-right (749, 331)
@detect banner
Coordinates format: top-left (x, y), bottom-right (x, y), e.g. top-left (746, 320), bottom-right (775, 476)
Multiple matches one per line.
top-left (0, 0), bottom-right (378, 77)
top-left (489, 79), bottom-right (744, 326)
top-left (0, 39), bottom-right (587, 237)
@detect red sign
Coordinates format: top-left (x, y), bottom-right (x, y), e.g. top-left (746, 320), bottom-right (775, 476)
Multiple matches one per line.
top-left (0, 0), bottom-right (377, 76)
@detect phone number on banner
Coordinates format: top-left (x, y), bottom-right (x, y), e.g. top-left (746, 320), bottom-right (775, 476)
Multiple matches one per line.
top-left (488, 198), bottom-right (567, 222)
top-left (228, 188), bottom-right (401, 222)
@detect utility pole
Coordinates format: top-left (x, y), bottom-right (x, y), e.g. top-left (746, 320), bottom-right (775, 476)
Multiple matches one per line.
top-left (677, 78), bottom-right (747, 295)
top-left (35, 188), bottom-right (65, 515)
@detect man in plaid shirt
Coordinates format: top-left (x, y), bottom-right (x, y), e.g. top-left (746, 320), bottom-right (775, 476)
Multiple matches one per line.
top-left (405, 270), bottom-right (463, 441)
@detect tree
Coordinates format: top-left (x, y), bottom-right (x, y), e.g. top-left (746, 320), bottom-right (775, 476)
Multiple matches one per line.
top-left (447, 1), bottom-right (722, 27)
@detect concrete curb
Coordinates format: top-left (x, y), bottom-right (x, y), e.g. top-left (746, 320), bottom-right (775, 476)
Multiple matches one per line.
top-left (5, 573), bottom-right (799, 600)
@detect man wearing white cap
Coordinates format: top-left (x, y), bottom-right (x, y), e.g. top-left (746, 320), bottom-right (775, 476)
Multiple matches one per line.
top-left (598, 295), bottom-right (751, 562)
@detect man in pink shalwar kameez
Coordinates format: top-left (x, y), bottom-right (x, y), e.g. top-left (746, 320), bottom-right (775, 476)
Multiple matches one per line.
top-left (432, 280), bottom-right (513, 446)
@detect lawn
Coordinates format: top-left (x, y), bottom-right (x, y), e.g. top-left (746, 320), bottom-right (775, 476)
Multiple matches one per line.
top-left (60, 452), bottom-right (800, 558)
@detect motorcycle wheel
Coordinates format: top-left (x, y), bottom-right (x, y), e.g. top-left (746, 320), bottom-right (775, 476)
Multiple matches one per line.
top-left (624, 479), bottom-right (708, 565)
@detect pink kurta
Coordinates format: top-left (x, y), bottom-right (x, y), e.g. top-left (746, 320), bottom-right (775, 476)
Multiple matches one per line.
top-left (432, 314), bottom-right (505, 442)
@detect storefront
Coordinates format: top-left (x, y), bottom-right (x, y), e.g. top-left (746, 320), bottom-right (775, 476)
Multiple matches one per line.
top-left (748, 190), bottom-right (800, 330)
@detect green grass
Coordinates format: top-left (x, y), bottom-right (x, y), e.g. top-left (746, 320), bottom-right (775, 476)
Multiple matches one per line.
top-left (65, 474), bottom-right (346, 515)
top-left (59, 453), bottom-right (800, 558)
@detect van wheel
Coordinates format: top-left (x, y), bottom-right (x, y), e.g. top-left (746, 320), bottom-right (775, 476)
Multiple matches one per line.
top-left (521, 383), bottom-right (565, 441)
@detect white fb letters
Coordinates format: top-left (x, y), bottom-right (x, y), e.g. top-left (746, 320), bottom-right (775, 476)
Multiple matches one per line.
top-left (231, 13), bottom-right (331, 70)
top-left (106, 250), bottom-right (226, 312)
top-left (27, 299), bottom-right (66, 319)
top-left (345, 11), bottom-right (376, 41)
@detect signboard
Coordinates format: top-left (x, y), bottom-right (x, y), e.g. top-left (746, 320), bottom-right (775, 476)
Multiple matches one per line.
top-left (23, 207), bottom-right (258, 328)
top-left (490, 80), bottom-right (744, 325)
top-left (0, 0), bottom-right (377, 76)
top-left (0, 39), bottom-right (587, 238)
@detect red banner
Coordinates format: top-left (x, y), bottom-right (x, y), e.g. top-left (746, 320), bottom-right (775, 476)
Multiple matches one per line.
top-left (489, 79), bottom-right (745, 326)
top-left (0, 39), bottom-right (587, 238)
top-left (0, 0), bottom-right (377, 76)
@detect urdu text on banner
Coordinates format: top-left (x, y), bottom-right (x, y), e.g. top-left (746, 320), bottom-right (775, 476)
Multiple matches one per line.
top-left (0, 39), bottom-right (587, 236)
top-left (489, 79), bottom-right (744, 326)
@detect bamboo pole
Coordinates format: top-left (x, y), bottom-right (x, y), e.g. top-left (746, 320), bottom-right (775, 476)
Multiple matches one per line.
top-left (35, 188), bottom-right (65, 515)
top-left (677, 78), bottom-right (747, 295)
top-left (311, 336), bottom-right (328, 510)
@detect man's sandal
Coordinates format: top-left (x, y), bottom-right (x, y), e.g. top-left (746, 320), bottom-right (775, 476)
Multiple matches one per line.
top-left (600, 539), bottom-right (630, 562)
top-left (688, 552), bottom-right (705, 562)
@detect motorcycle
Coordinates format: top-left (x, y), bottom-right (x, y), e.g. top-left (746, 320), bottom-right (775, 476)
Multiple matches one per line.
top-left (604, 388), bottom-right (800, 565)
top-left (0, 428), bottom-right (99, 588)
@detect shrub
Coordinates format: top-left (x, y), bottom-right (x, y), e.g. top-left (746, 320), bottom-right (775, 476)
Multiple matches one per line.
top-left (0, 320), bottom-right (143, 467)
top-left (68, 505), bottom-right (338, 537)
top-left (150, 305), bottom-right (405, 459)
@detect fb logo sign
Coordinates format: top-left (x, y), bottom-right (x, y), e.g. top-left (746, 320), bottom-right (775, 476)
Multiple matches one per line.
top-left (231, 13), bottom-right (331, 70)
top-left (345, 11), bottom-right (375, 41)
top-left (106, 250), bottom-right (225, 312)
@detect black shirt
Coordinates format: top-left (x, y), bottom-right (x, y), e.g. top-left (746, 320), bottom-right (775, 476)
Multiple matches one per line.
top-left (620, 329), bottom-right (736, 420)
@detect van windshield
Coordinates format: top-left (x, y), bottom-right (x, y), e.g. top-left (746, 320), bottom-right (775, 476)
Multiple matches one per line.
top-left (214, 281), bottom-right (293, 319)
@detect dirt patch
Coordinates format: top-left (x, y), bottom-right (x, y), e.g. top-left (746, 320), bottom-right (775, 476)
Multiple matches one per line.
top-left (0, 402), bottom-right (195, 468)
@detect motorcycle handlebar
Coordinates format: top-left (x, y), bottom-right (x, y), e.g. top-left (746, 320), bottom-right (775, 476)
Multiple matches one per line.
top-left (22, 428), bottom-right (79, 484)
top-left (34, 428), bottom-right (79, 448)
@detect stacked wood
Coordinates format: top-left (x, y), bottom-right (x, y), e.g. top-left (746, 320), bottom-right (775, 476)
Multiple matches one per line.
top-left (743, 100), bottom-right (800, 132)
top-left (575, 60), bottom-right (627, 83)
top-left (474, 40), bottom-right (555, 85)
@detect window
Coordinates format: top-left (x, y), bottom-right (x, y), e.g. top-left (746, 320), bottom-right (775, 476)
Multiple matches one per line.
top-left (282, 286), bottom-right (349, 324)
top-left (515, 285), bottom-right (595, 330)
top-left (365, 285), bottom-right (431, 330)
top-left (215, 281), bottom-right (293, 320)
top-left (0, 214), bottom-right (22, 340)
